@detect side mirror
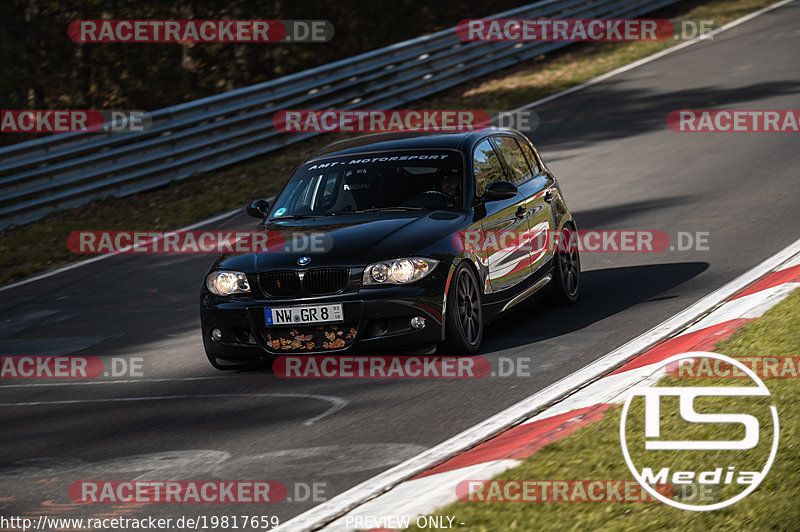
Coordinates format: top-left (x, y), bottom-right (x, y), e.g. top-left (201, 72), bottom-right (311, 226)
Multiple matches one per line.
top-left (482, 181), bottom-right (518, 202)
top-left (246, 199), bottom-right (270, 218)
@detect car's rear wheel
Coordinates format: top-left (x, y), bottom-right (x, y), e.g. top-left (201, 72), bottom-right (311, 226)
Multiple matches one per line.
top-left (443, 262), bottom-right (483, 354)
top-left (549, 223), bottom-right (581, 305)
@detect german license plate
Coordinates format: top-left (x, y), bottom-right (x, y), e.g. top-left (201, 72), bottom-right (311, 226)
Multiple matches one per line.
top-left (264, 304), bottom-right (343, 326)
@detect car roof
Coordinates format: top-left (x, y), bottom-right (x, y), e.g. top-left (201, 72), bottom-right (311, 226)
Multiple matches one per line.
top-left (304, 127), bottom-right (525, 162)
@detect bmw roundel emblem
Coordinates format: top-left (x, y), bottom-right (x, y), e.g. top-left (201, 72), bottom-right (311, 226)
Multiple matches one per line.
top-left (297, 256), bottom-right (311, 266)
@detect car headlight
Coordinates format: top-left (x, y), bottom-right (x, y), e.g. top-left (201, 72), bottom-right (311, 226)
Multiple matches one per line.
top-left (363, 258), bottom-right (439, 286)
top-left (206, 270), bottom-right (251, 296)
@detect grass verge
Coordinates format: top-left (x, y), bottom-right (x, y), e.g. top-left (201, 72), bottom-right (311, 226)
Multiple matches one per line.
top-left (408, 288), bottom-right (800, 531)
top-left (0, 0), bottom-right (777, 285)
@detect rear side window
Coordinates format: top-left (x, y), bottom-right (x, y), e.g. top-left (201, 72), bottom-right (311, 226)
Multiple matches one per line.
top-left (473, 139), bottom-right (505, 196)
top-left (494, 136), bottom-right (534, 185)
top-left (517, 139), bottom-right (542, 176)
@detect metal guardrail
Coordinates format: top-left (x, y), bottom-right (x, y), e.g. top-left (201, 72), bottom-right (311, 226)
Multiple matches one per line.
top-left (0, 0), bottom-right (681, 228)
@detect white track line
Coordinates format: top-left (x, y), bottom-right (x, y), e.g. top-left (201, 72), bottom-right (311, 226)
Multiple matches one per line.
top-left (0, 374), bottom-right (264, 388)
top-left (683, 282), bottom-right (800, 333)
top-left (780, 254), bottom-right (800, 270)
top-left (0, 207), bottom-right (240, 294)
top-left (514, 0), bottom-right (798, 113)
top-left (0, 392), bottom-right (347, 426)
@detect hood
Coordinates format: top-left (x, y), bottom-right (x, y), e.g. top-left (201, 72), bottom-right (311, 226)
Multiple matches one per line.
top-left (214, 211), bottom-right (466, 272)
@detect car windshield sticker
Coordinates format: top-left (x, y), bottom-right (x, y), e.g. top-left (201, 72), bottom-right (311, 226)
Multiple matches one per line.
top-left (306, 153), bottom-right (450, 171)
top-left (274, 207), bottom-right (287, 217)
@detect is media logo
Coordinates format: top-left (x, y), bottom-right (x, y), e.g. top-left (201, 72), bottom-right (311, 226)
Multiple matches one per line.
top-left (619, 352), bottom-right (779, 511)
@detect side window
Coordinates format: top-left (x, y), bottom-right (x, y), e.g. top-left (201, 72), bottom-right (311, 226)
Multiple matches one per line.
top-left (473, 139), bottom-right (505, 196)
top-left (518, 140), bottom-right (542, 176)
top-left (495, 136), bottom-right (533, 185)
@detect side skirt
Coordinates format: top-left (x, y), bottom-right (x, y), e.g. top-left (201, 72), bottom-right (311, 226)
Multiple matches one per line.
top-left (482, 260), bottom-right (555, 322)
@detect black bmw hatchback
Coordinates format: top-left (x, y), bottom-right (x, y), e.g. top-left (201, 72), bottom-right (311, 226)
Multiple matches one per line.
top-left (200, 127), bottom-right (580, 369)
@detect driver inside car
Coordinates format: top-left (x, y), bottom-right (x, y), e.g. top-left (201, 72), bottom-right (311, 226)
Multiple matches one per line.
top-left (440, 170), bottom-right (461, 206)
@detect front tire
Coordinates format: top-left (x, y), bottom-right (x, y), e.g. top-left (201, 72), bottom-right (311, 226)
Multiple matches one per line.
top-left (442, 262), bottom-right (483, 354)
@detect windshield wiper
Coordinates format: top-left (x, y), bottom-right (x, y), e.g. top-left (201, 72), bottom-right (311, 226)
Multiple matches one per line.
top-left (350, 206), bottom-right (425, 213)
top-left (273, 207), bottom-right (425, 219)
top-left (269, 212), bottom-right (339, 220)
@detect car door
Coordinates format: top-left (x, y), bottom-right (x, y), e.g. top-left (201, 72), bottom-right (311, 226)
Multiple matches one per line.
top-left (493, 135), bottom-right (555, 274)
top-left (472, 137), bottom-right (533, 294)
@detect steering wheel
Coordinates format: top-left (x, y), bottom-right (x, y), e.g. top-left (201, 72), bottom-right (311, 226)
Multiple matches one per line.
top-left (423, 190), bottom-right (455, 206)
top-left (401, 190), bottom-right (455, 208)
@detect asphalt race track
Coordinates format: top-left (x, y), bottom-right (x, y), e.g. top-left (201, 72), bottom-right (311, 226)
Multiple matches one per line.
top-left (1, 2), bottom-right (799, 526)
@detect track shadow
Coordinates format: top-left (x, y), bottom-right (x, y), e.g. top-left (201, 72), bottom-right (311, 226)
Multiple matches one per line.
top-left (480, 261), bottom-right (709, 353)
top-left (570, 196), bottom-right (695, 229)
top-left (513, 79), bottom-right (800, 150)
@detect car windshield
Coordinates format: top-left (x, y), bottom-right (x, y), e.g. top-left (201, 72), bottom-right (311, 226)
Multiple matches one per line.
top-left (270, 150), bottom-right (464, 218)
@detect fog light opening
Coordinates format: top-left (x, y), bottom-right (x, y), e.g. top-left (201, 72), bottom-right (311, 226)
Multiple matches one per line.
top-left (211, 328), bottom-right (223, 342)
top-left (410, 316), bottom-right (426, 329)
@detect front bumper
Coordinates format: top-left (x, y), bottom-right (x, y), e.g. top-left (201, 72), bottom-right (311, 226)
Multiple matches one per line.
top-left (200, 270), bottom-right (447, 362)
